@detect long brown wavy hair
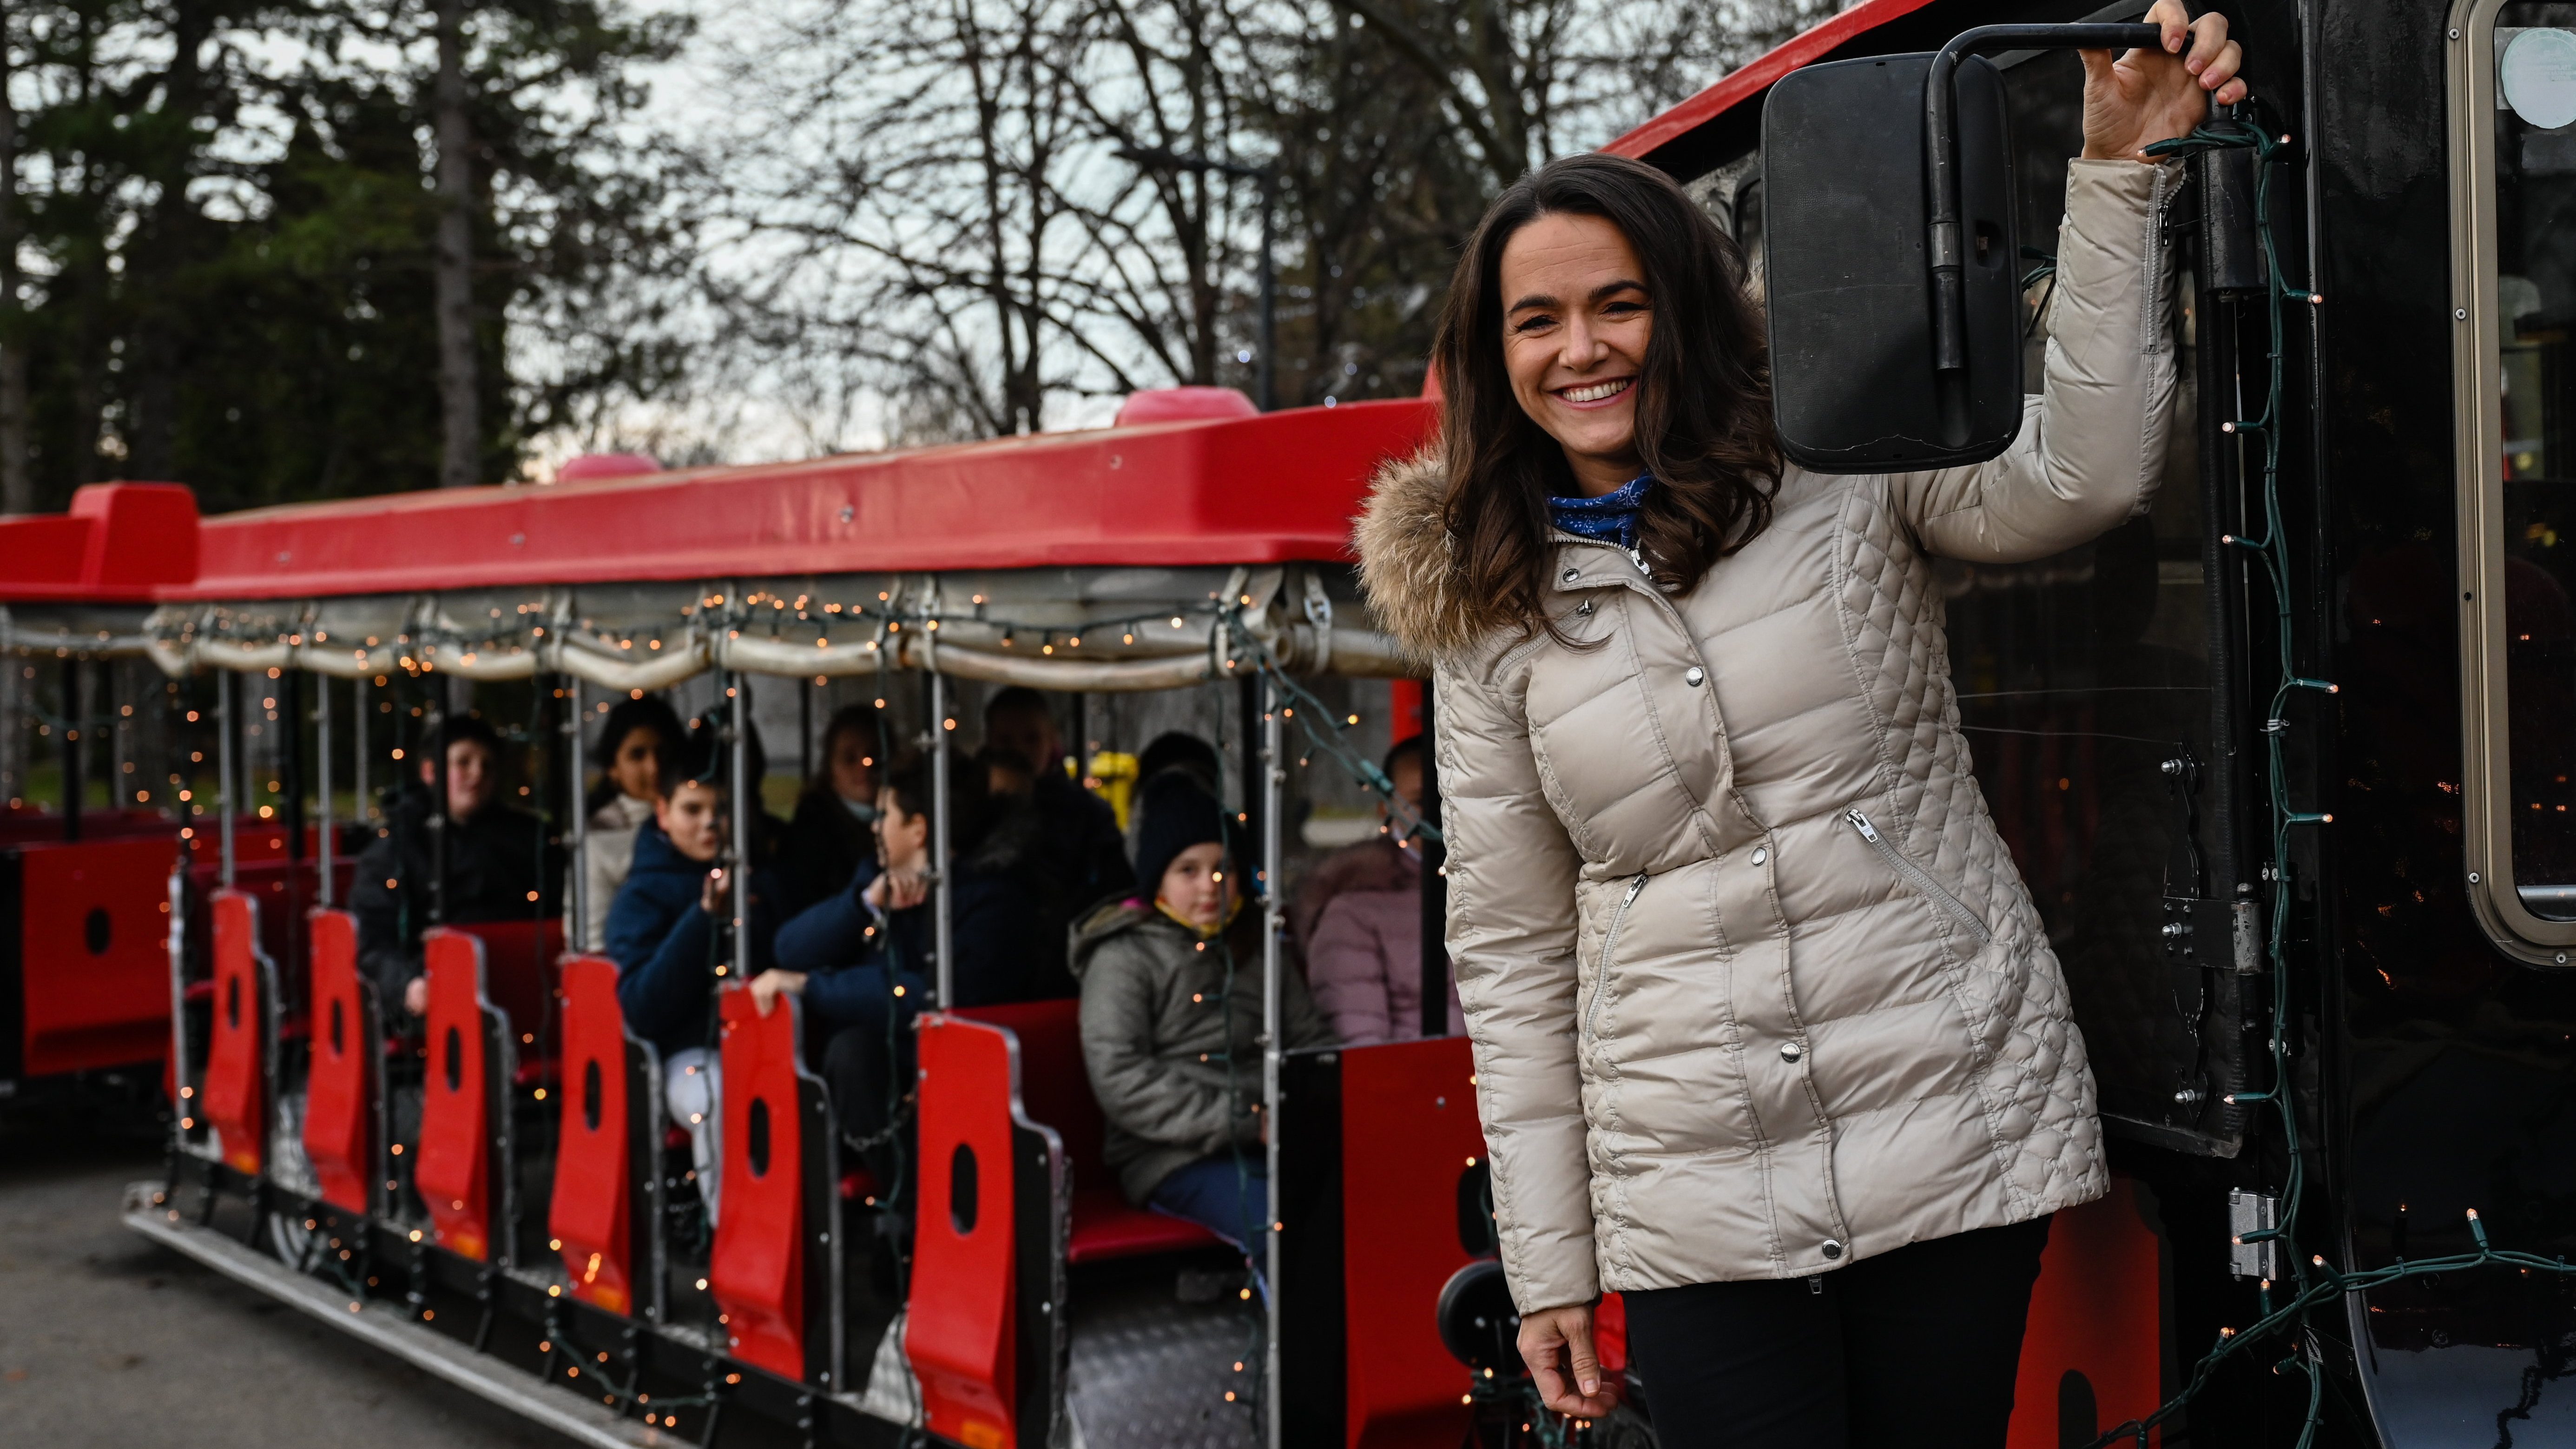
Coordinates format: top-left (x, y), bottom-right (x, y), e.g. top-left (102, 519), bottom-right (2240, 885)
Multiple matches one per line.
top-left (1431, 152), bottom-right (1780, 637)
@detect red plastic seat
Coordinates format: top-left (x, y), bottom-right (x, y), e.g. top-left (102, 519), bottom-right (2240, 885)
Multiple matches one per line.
top-left (415, 929), bottom-right (512, 1263)
top-left (1066, 1190), bottom-right (1220, 1264)
top-left (908, 1013), bottom-right (1028, 1449)
top-left (199, 890), bottom-right (269, 1176)
top-left (954, 999), bottom-right (1220, 1264)
top-left (444, 917), bottom-right (564, 1042)
top-left (709, 986), bottom-right (838, 1387)
top-left (302, 908), bottom-right (376, 1214)
top-left (547, 955), bottom-right (647, 1317)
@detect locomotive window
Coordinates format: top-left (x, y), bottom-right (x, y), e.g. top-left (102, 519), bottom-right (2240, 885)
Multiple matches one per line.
top-left (1915, 46), bottom-right (2233, 1151)
top-left (2455, 0), bottom-right (2576, 956)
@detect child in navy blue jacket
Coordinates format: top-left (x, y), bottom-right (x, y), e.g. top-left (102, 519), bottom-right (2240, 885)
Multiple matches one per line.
top-left (604, 768), bottom-right (778, 1224)
top-left (752, 751), bottom-right (1055, 1193)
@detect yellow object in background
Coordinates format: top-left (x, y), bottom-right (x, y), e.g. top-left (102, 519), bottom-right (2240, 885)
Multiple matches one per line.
top-left (1086, 750), bottom-right (1140, 830)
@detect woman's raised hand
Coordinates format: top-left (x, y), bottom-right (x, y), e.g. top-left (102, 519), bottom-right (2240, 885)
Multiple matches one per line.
top-left (1518, 1302), bottom-right (1622, 1420)
top-left (2081, 0), bottom-right (2247, 162)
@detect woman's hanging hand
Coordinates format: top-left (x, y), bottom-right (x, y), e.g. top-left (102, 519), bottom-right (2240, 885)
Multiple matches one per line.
top-left (2081, 0), bottom-right (2247, 162)
top-left (1519, 1302), bottom-right (1621, 1419)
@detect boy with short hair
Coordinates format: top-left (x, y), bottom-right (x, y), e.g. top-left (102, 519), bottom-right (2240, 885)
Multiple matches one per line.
top-left (606, 758), bottom-right (778, 1224)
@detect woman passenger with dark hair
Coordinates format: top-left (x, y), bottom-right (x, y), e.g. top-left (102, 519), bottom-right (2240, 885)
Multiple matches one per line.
top-left (577, 693), bottom-right (685, 951)
top-left (1351, 10), bottom-right (2245, 1444)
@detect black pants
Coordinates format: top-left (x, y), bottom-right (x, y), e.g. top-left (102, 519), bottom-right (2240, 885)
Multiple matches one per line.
top-left (1622, 1216), bottom-right (2050, 1449)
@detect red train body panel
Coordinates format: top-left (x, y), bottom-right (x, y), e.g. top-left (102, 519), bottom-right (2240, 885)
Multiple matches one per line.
top-left (14, 836), bottom-right (180, 1078)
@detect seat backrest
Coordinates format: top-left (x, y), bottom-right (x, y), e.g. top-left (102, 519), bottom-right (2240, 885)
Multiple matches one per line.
top-left (547, 954), bottom-right (652, 1319)
top-left (956, 999), bottom-right (1100, 1192)
top-left (442, 917), bottom-right (562, 1043)
top-left (909, 1012), bottom-right (1052, 1449)
top-left (200, 890), bottom-right (268, 1176)
top-left (710, 987), bottom-right (840, 1388)
top-left (302, 908), bottom-right (377, 1215)
top-left (416, 929), bottom-right (513, 1263)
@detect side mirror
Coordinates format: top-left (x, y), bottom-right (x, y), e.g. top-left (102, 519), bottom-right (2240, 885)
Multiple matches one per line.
top-left (1761, 24), bottom-right (2161, 474)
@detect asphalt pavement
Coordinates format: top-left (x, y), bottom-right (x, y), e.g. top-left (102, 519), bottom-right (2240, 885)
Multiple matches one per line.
top-left (0, 1094), bottom-right (571, 1449)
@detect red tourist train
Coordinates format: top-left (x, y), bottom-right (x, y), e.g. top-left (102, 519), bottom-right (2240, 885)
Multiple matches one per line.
top-left (3, 0), bottom-right (2555, 1442)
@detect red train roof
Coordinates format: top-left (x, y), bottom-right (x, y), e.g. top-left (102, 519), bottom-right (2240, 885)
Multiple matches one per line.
top-left (0, 484), bottom-right (200, 602)
top-left (1602, 0), bottom-right (1937, 161)
top-left (181, 399), bottom-right (1435, 601)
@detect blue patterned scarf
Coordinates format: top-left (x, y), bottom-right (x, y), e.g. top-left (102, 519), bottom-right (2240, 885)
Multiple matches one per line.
top-left (1548, 474), bottom-right (1655, 553)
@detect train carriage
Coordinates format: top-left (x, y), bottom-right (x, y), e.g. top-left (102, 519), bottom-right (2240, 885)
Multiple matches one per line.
top-left (0, 483), bottom-right (201, 1098)
top-left (77, 0), bottom-right (2576, 1442)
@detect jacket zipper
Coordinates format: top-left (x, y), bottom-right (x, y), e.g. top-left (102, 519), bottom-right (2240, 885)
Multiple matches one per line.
top-left (1585, 874), bottom-right (1650, 1044)
top-left (1845, 808), bottom-right (1991, 945)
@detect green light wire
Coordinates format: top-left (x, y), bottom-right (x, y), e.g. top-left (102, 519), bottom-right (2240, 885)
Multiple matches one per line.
top-left (2083, 118), bottom-right (2574, 1448)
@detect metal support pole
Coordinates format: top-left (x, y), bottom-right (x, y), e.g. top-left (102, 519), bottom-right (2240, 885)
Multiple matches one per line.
top-left (1420, 689), bottom-right (1449, 1039)
top-left (1070, 691), bottom-right (1088, 781)
top-left (799, 679), bottom-right (814, 786)
top-left (316, 666), bottom-right (334, 906)
top-left (1, 650), bottom-right (14, 805)
top-left (59, 657), bottom-right (81, 841)
top-left (564, 676), bottom-right (586, 952)
top-left (1237, 673), bottom-right (1261, 846)
top-left (729, 672), bottom-right (751, 973)
top-left (1259, 673), bottom-right (1284, 1449)
top-left (218, 670), bottom-right (237, 888)
top-left (929, 668), bottom-right (953, 1007)
top-left (109, 662), bottom-right (124, 808)
top-left (429, 696), bottom-right (449, 928)
top-left (353, 675), bottom-right (369, 827)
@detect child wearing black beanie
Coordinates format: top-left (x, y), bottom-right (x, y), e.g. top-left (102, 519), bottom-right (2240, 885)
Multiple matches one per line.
top-left (1070, 772), bottom-right (1333, 1283)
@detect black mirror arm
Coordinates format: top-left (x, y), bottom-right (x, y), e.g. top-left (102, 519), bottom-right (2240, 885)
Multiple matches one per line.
top-left (1924, 23), bottom-right (2163, 371)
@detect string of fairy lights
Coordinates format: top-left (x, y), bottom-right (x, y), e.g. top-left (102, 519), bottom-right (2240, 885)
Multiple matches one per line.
top-left (2058, 114), bottom-right (2576, 1449)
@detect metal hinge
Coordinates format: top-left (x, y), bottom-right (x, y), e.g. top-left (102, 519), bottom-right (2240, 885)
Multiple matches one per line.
top-left (2228, 1189), bottom-right (2286, 1280)
top-left (2161, 896), bottom-right (2265, 974)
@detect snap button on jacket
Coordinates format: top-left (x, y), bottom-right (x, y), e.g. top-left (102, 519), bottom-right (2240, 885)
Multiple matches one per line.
top-left (1354, 160), bottom-right (2176, 1311)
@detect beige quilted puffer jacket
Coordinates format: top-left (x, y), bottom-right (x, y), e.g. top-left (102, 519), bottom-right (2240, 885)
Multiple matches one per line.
top-left (1354, 159), bottom-right (2177, 1310)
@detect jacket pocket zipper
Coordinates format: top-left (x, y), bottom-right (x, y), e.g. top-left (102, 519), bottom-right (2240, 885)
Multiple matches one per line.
top-left (1845, 808), bottom-right (1991, 945)
top-left (1585, 874), bottom-right (1650, 1044)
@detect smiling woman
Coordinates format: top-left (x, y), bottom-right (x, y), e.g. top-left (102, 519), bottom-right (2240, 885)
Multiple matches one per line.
top-left (1352, 2), bottom-right (2246, 1444)
top-left (1419, 153), bottom-right (1781, 642)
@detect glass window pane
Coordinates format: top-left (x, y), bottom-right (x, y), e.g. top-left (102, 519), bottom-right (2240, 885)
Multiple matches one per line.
top-left (2494, 6), bottom-right (2576, 916)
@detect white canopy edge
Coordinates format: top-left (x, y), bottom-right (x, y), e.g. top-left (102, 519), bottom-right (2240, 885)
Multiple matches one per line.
top-left (122, 567), bottom-right (1419, 691)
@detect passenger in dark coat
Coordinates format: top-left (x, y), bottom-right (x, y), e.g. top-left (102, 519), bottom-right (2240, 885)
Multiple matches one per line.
top-left (982, 687), bottom-right (1135, 920)
top-left (776, 705), bottom-right (885, 917)
top-left (752, 752), bottom-right (1046, 1193)
top-left (600, 761), bottom-right (779, 1226)
top-left (770, 770), bottom-right (1048, 1025)
top-left (350, 715), bottom-right (556, 1022)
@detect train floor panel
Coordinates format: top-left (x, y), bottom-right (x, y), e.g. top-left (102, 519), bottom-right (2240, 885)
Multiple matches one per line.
top-left (1063, 1253), bottom-right (1265, 1449)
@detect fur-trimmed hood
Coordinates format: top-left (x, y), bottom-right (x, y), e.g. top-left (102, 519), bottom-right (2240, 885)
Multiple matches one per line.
top-left (1353, 448), bottom-right (1498, 664)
